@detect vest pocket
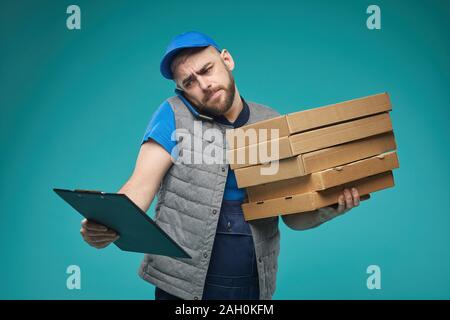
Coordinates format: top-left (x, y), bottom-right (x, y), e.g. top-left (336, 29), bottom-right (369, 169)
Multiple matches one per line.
top-left (216, 211), bottom-right (252, 236)
top-left (202, 280), bottom-right (259, 300)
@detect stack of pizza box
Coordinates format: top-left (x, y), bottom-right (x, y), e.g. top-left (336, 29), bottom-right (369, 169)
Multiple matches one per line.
top-left (226, 92), bottom-right (399, 221)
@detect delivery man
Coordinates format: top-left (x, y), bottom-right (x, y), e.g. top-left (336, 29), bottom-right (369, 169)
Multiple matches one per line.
top-left (79, 31), bottom-right (361, 300)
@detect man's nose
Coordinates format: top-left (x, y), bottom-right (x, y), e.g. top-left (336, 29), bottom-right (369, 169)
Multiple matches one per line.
top-left (197, 76), bottom-right (211, 91)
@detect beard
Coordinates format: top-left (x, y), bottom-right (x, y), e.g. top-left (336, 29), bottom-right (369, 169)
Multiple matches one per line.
top-left (196, 70), bottom-right (236, 117)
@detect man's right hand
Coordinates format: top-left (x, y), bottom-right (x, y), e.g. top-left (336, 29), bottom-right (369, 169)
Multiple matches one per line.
top-left (78, 140), bottom-right (173, 250)
top-left (80, 219), bottom-right (120, 249)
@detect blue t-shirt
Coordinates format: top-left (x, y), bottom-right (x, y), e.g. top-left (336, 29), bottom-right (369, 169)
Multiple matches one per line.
top-left (141, 100), bottom-right (247, 201)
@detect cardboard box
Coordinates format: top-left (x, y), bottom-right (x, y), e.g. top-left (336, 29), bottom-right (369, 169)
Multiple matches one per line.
top-left (235, 156), bottom-right (306, 188)
top-left (301, 132), bottom-right (397, 174)
top-left (229, 123), bottom-right (396, 170)
top-left (235, 132), bottom-right (397, 188)
top-left (247, 151), bottom-right (399, 201)
top-left (228, 136), bottom-right (293, 170)
top-left (286, 92), bottom-right (391, 133)
top-left (226, 92), bottom-right (391, 150)
top-left (225, 115), bottom-right (290, 150)
top-left (309, 150), bottom-right (398, 190)
top-left (241, 171), bottom-right (395, 221)
top-left (289, 112), bottom-right (393, 154)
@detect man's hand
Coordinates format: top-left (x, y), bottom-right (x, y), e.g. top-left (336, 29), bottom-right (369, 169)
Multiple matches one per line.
top-left (77, 140), bottom-right (173, 251)
top-left (282, 187), bottom-right (361, 230)
top-left (335, 187), bottom-right (360, 214)
top-left (80, 219), bottom-right (120, 249)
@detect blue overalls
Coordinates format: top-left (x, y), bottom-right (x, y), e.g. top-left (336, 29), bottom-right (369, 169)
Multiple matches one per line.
top-left (155, 94), bottom-right (259, 300)
top-left (202, 199), bottom-right (259, 300)
top-left (155, 200), bottom-right (259, 300)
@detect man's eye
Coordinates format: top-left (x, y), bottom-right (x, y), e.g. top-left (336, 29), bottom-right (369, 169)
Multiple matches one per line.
top-left (185, 81), bottom-right (192, 88)
top-left (200, 67), bottom-right (212, 75)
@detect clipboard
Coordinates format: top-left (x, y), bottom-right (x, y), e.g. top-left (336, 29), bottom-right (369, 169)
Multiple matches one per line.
top-left (53, 188), bottom-right (191, 259)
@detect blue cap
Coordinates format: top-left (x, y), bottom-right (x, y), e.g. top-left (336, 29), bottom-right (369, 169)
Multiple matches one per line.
top-left (160, 31), bottom-right (221, 80)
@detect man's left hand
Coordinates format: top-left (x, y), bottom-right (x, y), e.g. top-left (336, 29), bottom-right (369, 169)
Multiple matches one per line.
top-left (335, 187), bottom-right (360, 214)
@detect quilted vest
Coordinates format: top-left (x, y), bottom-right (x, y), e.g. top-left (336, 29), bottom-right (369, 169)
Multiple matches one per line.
top-left (138, 94), bottom-right (281, 300)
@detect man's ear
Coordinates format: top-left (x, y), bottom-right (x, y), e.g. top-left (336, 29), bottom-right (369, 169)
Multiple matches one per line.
top-left (220, 49), bottom-right (235, 71)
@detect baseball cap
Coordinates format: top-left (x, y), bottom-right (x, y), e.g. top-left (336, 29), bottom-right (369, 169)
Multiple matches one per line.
top-left (160, 31), bottom-right (221, 80)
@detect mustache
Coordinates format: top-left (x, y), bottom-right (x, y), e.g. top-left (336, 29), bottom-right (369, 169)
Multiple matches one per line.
top-left (203, 87), bottom-right (225, 104)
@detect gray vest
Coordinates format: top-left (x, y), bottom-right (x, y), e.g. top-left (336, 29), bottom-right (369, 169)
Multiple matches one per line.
top-left (138, 95), bottom-right (281, 300)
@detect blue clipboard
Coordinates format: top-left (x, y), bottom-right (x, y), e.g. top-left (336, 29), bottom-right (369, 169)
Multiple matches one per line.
top-left (53, 188), bottom-right (191, 259)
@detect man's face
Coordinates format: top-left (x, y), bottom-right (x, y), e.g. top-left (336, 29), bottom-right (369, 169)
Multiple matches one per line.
top-left (172, 46), bottom-right (236, 116)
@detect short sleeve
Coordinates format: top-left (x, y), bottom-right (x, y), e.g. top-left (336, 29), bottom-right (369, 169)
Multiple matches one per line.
top-left (141, 100), bottom-right (178, 158)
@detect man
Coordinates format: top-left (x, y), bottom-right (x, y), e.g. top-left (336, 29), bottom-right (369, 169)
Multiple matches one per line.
top-left (79, 31), bottom-right (360, 300)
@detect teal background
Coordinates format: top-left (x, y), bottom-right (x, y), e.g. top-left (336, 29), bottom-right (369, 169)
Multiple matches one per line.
top-left (1, 0), bottom-right (449, 299)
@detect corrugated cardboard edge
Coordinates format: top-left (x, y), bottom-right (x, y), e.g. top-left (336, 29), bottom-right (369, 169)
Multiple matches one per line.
top-left (228, 136), bottom-right (294, 169)
top-left (242, 171), bottom-right (394, 221)
top-left (289, 112), bottom-right (393, 154)
top-left (311, 150), bottom-right (399, 190)
top-left (246, 174), bottom-right (313, 203)
top-left (246, 150), bottom-right (399, 202)
top-left (235, 154), bottom-right (306, 188)
top-left (225, 115), bottom-right (290, 149)
top-left (301, 132), bottom-right (397, 174)
top-left (286, 92), bottom-right (392, 134)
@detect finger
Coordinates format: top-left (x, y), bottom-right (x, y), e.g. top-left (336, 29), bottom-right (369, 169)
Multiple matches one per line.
top-left (84, 220), bottom-right (108, 232)
top-left (81, 229), bottom-right (117, 240)
top-left (351, 187), bottom-right (360, 206)
top-left (337, 194), bottom-right (346, 213)
top-left (85, 236), bottom-right (117, 244)
top-left (85, 234), bottom-right (118, 241)
top-left (344, 189), bottom-right (353, 209)
top-left (91, 241), bottom-right (112, 249)
top-left (80, 227), bottom-right (117, 237)
top-left (84, 231), bottom-right (118, 239)
top-left (86, 229), bottom-right (117, 237)
top-left (91, 236), bottom-right (120, 248)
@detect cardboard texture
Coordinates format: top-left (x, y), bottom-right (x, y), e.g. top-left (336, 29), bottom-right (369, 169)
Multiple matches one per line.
top-left (228, 136), bottom-right (293, 170)
top-left (228, 112), bottom-right (394, 169)
top-left (226, 92), bottom-right (391, 150)
top-left (310, 150), bottom-right (398, 190)
top-left (229, 92), bottom-right (399, 221)
top-left (301, 132), bottom-right (397, 174)
top-left (288, 112), bottom-right (393, 154)
top-left (231, 126), bottom-right (396, 172)
top-left (235, 132), bottom-right (398, 188)
top-left (225, 115), bottom-right (290, 149)
top-left (235, 156), bottom-right (306, 188)
top-left (286, 92), bottom-right (391, 133)
top-left (246, 151), bottom-right (399, 202)
top-left (242, 171), bottom-right (395, 221)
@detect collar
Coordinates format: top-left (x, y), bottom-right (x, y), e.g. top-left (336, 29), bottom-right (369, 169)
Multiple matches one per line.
top-left (174, 89), bottom-right (250, 128)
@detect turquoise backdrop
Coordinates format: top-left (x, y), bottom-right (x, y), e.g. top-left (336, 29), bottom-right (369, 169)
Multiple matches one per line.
top-left (1, 0), bottom-right (449, 299)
